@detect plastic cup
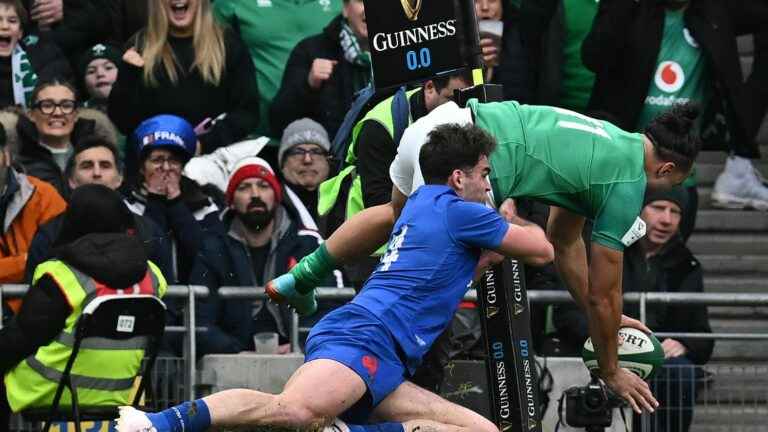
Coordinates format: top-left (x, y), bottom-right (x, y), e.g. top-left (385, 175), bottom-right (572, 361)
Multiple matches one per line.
top-left (253, 332), bottom-right (278, 354)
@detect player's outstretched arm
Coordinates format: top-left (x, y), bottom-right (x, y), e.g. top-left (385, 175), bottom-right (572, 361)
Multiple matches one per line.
top-left (324, 186), bottom-right (407, 263)
top-left (589, 244), bottom-right (658, 414)
top-left (266, 186), bottom-right (407, 313)
top-left (494, 214), bottom-right (554, 266)
top-left (546, 207), bottom-right (590, 310)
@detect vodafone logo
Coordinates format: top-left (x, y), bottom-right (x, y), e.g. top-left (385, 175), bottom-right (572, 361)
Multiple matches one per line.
top-left (654, 61), bottom-right (685, 93)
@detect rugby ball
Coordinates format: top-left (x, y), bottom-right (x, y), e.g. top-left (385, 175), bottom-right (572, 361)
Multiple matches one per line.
top-left (582, 327), bottom-right (664, 380)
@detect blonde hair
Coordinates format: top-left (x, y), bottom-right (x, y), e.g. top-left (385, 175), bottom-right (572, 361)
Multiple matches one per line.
top-left (141, 0), bottom-right (226, 87)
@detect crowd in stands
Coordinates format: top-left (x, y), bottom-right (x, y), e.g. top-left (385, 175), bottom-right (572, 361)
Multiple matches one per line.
top-left (0, 0), bottom-right (765, 430)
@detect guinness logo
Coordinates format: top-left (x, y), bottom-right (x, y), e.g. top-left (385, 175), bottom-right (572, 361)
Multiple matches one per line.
top-left (400, 0), bottom-right (422, 21)
top-left (487, 305), bottom-right (499, 318)
top-left (513, 303), bottom-right (524, 316)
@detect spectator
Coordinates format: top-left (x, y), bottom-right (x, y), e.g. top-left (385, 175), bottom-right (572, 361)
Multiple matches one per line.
top-left (106, 0), bottom-right (148, 48)
top-left (15, 78), bottom-right (96, 197)
top-left (476, 0), bottom-right (504, 83)
top-left (582, 0), bottom-right (768, 218)
top-left (554, 185), bottom-right (713, 432)
top-left (475, 0), bottom-right (530, 102)
top-left (0, 184), bottom-right (166, 430)
top-left (0, 121), bottom-right (66, 317)
top-left (78, 43), bottom-right (120, 112)
top-left (108, 0), bottom-right (260, 176)
top-left (214, 0), bottom-right (342, 139)
top-left (278, 118), bottom-right (331, 230)
top-left (520, 0), bottom-right (599, 111)
top-left (193, 157), bottom-right (333, 355)
top-left (124, 114), bottom-right (221, 286)
top-left (270, 0), bottom-right (370, 139)
top-left (0, 0), bottom-right (71, 109)
top-left (19, 0), bottom-right (114, 61)
top-left (24, 137), bottom-right (173, 291)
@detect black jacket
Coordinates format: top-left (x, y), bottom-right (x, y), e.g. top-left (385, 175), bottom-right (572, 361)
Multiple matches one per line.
top-left (0, 232), bottom-right (148, 373)
top-left (106, 0), bottom-right (147, 47)
top-left (582, 0), bottom-right (768, 158)
top-left (270, 15), bottom-right (368, 139)
top-left (0, 36), bottom-right (72, 108)
top-left (20, 0), bottom-right (110, 57)
top-left (519, 0), bottom-right (568, 106)
top-left (554, 237), bottom-right (714, 365)
top-left (123, 178), bottom-right (222, 285)
top-left (191, 206), bottom-right (322, 355)
top-left (15, 114), bottom-right (95, 199)
top-left (23, 210), bottom-right (173, 285)
top-left (108, 29), bottom-right (260, 172)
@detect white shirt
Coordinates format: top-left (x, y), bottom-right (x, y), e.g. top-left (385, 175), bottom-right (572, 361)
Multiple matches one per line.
top-left (389, 101), bottom-right (474, 196)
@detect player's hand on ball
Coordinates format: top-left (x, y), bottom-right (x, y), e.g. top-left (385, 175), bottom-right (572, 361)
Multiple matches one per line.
top-left (603, 368), bottom-right (659, 414)
top-left (620, 314), bottom-right (652, 334)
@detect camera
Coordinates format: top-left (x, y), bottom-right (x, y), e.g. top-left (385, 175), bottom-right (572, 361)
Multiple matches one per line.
top-left (565, 376), bottom-right (625, 431)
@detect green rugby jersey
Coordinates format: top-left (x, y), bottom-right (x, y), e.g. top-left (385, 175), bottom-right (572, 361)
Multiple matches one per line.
top-left (468, 100), bottom-right (648, 251)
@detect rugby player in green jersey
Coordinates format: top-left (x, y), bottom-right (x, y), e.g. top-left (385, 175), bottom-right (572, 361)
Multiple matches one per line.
top-left (267, 101), bottom-right (700, 414)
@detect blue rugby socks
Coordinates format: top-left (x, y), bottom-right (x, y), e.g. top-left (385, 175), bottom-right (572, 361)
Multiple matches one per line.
top-left (145, 399), bottom-right (212, 432)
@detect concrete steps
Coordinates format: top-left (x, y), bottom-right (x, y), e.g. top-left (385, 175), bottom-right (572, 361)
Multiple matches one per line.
top-left (692, 209), bottom-right (768, 231)
top-left (689, 234), bottom-right (767, 256)
top-left (694, 162), bottom-right (768, 186)
top-left (696, 255), bottom-right (768, 275)
top-left (703, 276), bottom-right (768, 293)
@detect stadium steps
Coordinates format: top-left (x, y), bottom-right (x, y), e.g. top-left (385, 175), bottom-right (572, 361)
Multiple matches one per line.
top-left (703, 276), bottom-right (768, 293)
top-left (687, 149), bottom-right (768, 367)
top-left (689, 234), bottom-right (767, 255)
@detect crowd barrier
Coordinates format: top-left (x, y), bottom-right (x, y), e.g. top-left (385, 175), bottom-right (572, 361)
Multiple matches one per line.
top-left (4, 285), bottom-right (767, 431)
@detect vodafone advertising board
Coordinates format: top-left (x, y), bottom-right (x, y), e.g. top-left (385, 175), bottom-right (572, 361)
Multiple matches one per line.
top-left (363, 0), bottom-right (478, 89)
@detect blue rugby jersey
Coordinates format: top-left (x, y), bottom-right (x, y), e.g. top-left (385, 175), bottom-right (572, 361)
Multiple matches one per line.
top-left (353, 185), bottom-right (508, 373)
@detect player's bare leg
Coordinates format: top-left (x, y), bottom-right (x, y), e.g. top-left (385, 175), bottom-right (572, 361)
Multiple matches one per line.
top-left (117, 359), bottom-right (367, 432)
top-left (371, 381), bottom-right (499, 432)
top-left (206, 360), bottom-right (366, 428)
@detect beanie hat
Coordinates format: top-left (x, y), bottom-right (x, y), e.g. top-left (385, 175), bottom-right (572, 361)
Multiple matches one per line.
top-left (226, 157), bottom-right (283, 204)
top-left (134, 114), bottom-right (197, 163)
top-left (644, 185), bottom-right (689, 214)
top-left (79, 44), bottom-right (122, 77)
top-left (278, 118), bottom-right (331, 165)
top-left (54, 184), bottom-right (135, 247)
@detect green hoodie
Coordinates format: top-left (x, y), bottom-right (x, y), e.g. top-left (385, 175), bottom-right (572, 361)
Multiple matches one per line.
top-left (214, 0), bottom-right (342, 139)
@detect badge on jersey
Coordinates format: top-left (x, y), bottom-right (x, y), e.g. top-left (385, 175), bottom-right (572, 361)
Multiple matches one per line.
top-left (621, 217), bottom-right (647, 247)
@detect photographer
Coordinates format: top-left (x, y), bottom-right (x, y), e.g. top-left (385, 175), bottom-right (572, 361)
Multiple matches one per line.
top-left (554, 186), bottom-right (714, 432)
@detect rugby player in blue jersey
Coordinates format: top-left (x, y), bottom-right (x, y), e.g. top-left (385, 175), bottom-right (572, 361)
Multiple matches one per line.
top-left (117, 124), bottom-right (554, 432)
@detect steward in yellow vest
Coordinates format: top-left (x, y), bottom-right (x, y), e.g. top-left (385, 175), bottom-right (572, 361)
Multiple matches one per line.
top-left (0, 184), bottom-right (167, 425)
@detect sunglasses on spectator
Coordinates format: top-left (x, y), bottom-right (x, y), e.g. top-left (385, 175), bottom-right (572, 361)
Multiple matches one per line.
top-left (286, 147), bottom-right (328, 158)
top-left (33, 99), bottom-right (78, 115)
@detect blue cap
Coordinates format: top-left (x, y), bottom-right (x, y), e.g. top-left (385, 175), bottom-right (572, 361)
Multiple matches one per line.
top-left (134, 114), bottom-right (197, 162)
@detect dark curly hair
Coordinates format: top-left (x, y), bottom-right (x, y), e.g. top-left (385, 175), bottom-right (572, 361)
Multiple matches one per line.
top-left (419, 123), bottom-right (497, 184)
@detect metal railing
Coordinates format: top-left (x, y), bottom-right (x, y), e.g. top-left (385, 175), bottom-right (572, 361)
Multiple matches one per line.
top-left (4, 285), bottom-right (768, 402)
top-left (5, 284), bottom-right (768, 432)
